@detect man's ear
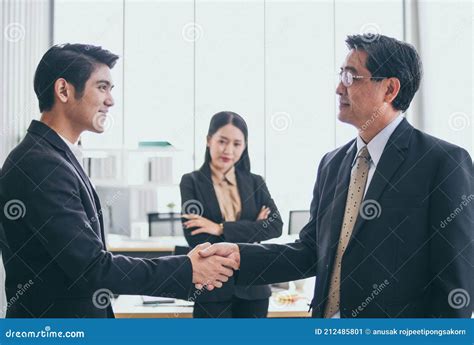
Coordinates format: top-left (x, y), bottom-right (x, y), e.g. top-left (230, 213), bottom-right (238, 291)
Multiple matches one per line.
top-left (54, 78), bottom-right (70, 104)
top-left (384, 77), bottom-right (401, 104)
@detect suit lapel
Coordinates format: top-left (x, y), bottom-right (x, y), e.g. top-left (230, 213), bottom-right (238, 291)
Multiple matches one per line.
top-left (197, 164), bottom-right (223, 222)
top-left (347, 119), bottom-right (413, 248)
top-left (91, 188), bottom-right (107, 248)
top-left (235, 170), bottom-right (256, 220)
top-left (63, 150), bottom-right (97, 211)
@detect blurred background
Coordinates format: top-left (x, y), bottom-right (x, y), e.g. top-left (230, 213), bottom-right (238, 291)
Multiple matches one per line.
top-left (0, 0), bottom-right (472, 316)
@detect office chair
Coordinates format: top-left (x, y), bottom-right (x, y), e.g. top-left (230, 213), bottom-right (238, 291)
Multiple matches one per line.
top-left (148, 212), bottom-right (183, 237)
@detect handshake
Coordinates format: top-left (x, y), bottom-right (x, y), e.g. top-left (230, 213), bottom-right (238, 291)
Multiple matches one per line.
top-left (187, 243), bottom-right (240, 291)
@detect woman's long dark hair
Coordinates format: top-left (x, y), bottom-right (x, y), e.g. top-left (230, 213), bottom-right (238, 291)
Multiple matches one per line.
top-left (204, 111), bottom-right (251, 173)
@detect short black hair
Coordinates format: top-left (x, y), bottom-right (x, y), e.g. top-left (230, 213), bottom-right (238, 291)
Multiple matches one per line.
top-left (34, 44), bottom-right (119, 112)
top-left (345, 34), bottom-right (422, 112)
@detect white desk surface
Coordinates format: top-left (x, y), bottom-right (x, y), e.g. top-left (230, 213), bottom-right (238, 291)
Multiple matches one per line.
top-left (107, 234), bottom-right (300, 253)
top-left (112, 277), bottom-right (315, 318)
top-left (107, 235), bottom-right (188, 252)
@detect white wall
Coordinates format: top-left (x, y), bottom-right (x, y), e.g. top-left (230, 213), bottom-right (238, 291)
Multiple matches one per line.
top-left (264, 0), bottom-right (335, 226)
top-left (417, 0), bottom-right (473, 156)
top-left (194, 0), bottom-right (265, 175)
top-left (51, 0), bottom-right (471, 227)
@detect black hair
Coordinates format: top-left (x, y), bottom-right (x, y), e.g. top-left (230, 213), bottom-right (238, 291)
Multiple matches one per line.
top-left (204, 111), bottom-right (251, 173)
top-left (34, 43), bottom-right (119, 112)
top-left (345, 34), bottom-right (422, 112)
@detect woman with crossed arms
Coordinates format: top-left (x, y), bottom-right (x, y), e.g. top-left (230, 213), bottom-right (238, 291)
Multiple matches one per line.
top-left (180, 111), bottom-right (283, 318)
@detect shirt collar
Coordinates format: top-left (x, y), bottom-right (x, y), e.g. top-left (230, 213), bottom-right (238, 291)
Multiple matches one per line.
top-left (58, 133), bottom-right (83, 163)
top-left (210, 163), bottom-right (237, 186)
top-left (353, 115), bottom-right (404, 167)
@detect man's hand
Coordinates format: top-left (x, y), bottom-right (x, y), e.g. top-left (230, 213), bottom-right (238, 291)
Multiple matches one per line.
top-left (187, 242), bottom-right (239, 291)
top-left (195, 243), bottom-right (241, 290)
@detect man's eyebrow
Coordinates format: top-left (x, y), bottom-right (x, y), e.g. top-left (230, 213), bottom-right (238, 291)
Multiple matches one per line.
top-left (96, 80), bottom-right (113, 87)
top-left (340, 66), bottom-right (358, 74)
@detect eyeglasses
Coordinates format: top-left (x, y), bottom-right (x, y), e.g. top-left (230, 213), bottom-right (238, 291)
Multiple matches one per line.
top-left (339, 70), bottom-right (387, 87)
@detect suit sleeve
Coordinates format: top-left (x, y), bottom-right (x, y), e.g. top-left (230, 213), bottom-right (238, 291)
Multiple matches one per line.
top-left (427, 147), bottom-right (473, 318)
top-left (4, 154), bottom-right (193, 299)
top-left (180, 174), bottom-right (223, 247)
top-left (235, 156), bottom-right (326, 286)
top-left (222, 175), bottom-right (283, 243)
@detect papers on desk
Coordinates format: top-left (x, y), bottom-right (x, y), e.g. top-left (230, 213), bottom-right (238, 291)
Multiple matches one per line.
top-left (141, 296), bottom-right (175, 305)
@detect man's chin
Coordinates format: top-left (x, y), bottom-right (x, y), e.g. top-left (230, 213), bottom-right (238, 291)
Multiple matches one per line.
top-left (338, 109), bottom-right (360, 125)
top-left (337, 112), bottom-right (350, 124)
top-left (88, 126), bottom-right (104, 134)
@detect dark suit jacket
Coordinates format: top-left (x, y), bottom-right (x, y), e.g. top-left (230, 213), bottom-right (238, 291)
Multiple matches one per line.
top-left (236, 119), bottom-right (473, 318)
top-left (180, 163), bottom-right (283, 302)
top-left (0, 120), bottom-right (193, 318)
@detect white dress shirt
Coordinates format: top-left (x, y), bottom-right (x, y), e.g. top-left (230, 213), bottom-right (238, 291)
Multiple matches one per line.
top-left (332, 114), bottom-right (404, 318)
top-left (58, 134), bottom-right (84, 169)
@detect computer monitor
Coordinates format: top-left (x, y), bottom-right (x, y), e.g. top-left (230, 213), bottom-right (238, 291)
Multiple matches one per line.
top-left (288, 210), bottom-right (310, 235)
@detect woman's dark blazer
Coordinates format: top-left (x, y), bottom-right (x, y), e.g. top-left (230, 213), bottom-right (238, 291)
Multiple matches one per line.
top-left (180, 163), bottom-right (283, 302)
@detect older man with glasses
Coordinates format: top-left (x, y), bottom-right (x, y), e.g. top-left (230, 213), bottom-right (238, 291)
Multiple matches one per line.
top-left (197, 34), bottom-right (473, 318)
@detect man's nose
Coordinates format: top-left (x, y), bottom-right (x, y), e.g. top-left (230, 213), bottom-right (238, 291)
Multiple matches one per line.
top-left (105, 93), bottom-right (114, 107)
top-left (336, 81), bottom-right (346, 96)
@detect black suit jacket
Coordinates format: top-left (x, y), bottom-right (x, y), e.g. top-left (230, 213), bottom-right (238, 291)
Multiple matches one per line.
top-left (180, 163), bottom-right (283, 302)
top-left (236, 119), bottom-right (473, 318)
top-left (0, 120), bottom-right (193, 318)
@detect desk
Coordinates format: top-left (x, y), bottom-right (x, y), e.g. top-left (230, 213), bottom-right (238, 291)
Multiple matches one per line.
top-left (107, 235), bottom-right (188, 253)
top-left (113, 277), bottom-right (315, 318)
top-left (112, 293), bottom-right (312, 318)
top-left (107, 234), bottom-right (300, 254)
